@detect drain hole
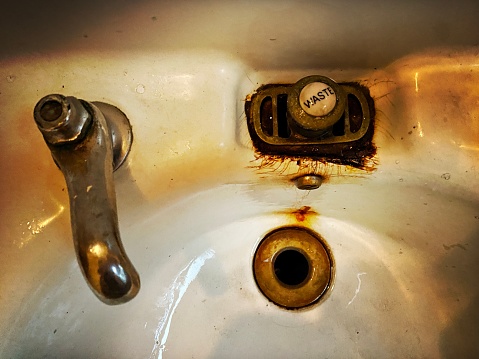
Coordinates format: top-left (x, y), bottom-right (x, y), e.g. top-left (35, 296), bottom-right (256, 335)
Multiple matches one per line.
top-left (253, 226), bottom-right (333, 309)
top-left (274, 249), bottom-right (310, 286)
top-left (260, 96), bottom-right (273, 136)
top-left (348, 94), bottom-right (363, 133)
top-left (332, 112), bottom-right (346, 136)
top-left (277, 94), bottom-right (290, 138)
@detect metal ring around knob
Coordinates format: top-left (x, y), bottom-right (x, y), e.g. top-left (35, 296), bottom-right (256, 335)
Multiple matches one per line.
top-left (287, 75), bottom-right (346, 138)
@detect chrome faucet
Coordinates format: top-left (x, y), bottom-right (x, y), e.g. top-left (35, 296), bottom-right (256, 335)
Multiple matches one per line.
top-left (34, 94), bottom-right (140, 305)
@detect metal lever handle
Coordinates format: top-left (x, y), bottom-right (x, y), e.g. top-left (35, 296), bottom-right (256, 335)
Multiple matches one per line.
top-left (34, 94), bottom-right (140, 305)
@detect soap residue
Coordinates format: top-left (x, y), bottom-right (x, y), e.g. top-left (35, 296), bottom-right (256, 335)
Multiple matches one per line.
top-left (347, 272), bottom-right (367, 307)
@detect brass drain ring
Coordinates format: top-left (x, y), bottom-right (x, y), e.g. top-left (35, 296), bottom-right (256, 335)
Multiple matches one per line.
top-left (253, 226), bottom-right (333, 309)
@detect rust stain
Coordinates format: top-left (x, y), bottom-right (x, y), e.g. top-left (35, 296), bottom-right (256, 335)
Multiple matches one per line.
top-left (292, 206), bottom-right (317, 222)
top-left (274, 206), bottom-right (319, 224)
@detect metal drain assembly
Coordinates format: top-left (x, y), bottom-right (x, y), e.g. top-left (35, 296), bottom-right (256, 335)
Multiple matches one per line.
top-left (253, 226), bottom-right (333, 309)
top-left (245, 75), bottom-right (377, 169)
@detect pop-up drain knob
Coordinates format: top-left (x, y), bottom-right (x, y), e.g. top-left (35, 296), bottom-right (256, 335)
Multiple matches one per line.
top-left (299, 82), bottom-right (337, 117)
top-left (288, 75), bottom-right (346, 138)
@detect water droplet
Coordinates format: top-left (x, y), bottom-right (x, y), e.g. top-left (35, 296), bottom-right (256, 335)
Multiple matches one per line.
top-left (6, 75), bottom-right (16, 83)
top-left (135, 84), bottom-right (145, 94)
top-left (441, 173), bottom-right (451, 180)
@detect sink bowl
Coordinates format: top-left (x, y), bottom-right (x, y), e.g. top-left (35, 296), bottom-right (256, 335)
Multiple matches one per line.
top-left (1, 1), bottom-right (479, 358)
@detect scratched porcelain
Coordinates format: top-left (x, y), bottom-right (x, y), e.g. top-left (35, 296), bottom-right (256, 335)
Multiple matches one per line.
top-left (1, 1), bottom-right (479, 358)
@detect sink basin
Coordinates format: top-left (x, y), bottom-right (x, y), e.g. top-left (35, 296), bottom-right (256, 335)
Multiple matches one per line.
top-left (1, 1), bottom-right (479, 358)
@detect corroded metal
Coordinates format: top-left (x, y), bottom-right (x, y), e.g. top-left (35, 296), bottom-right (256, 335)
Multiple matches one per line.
top-left (249, 77), bottom-right (372, 145)
top-left (253, 226), bottom-right (333, 309)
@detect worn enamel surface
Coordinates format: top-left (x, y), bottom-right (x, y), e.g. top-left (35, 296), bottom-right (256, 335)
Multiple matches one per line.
top-left (1, 1), bottom-right (479, 358)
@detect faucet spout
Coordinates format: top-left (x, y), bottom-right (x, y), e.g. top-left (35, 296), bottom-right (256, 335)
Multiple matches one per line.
top-left (34, 94), bottom-right (140, 305)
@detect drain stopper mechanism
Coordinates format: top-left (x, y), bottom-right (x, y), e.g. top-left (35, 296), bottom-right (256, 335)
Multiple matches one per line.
top-left (288, 75), bottom-right (346, 137)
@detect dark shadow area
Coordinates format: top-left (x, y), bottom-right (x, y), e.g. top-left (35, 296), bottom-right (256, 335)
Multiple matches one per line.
top-left (439, 227), bottom-right (479, 359)
top-left (1, 0), bottom-right (479, 69)
top-left (440, 295), bottom-right (479, 359)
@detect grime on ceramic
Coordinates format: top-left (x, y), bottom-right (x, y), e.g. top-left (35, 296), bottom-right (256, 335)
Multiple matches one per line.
top-left (1, 1), bottom-right (479, 358)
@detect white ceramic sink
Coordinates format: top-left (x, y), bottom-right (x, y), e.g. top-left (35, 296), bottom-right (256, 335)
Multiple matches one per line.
top-left (1, 1), bottom-right (479, 358)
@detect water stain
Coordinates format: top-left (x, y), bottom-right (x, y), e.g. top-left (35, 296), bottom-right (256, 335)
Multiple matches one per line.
top-left (443, 243), bottom-right (467, 251)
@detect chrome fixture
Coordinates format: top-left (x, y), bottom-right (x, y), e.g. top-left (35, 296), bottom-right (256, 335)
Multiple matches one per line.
top-left (294, 175), bottom-right (323, 190)
top-left (34, 94), bottom-right (139, 305)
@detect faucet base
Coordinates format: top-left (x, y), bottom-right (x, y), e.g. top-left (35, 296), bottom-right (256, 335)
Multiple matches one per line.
top-left (92, 102), bottom-right (132, 171)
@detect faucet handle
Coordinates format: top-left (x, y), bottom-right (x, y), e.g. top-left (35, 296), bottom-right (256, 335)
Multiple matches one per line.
top-left (34, 95), bottom-right (140, 305)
